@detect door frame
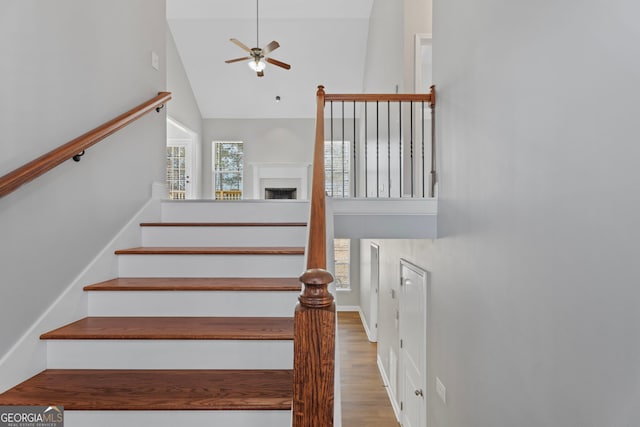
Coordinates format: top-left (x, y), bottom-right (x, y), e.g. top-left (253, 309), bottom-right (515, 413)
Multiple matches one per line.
top-left (368, 242), bottom-right (380, 342)
top-left (413, 33), bottom-right (433, 197)
top-left (167, 116), bottom-right (200, 199)
top-left (399, 258), bottom-right (428, 427)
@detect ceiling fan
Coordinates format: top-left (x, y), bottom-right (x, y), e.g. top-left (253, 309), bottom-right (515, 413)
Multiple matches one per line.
top-left (224, 0), bottom-right (291, 77)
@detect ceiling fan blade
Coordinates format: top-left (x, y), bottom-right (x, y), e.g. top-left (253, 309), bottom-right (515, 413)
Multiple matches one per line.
top-left (262, 41), bottom-right (280, 55)
top-left (225, 56), bottom-right (251, 64)
top-left (266, 57), bottom-right (291, 70)
top-left (230, 38), bottom-right (252, 52)
top-left (257, 70), bottom-right (265, 77)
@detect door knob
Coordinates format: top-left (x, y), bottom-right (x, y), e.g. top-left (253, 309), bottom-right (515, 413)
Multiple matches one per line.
top-left (415, 389), bottom-right (424, 397)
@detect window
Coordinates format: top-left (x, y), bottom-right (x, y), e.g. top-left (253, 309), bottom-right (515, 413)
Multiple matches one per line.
top-left (325, 140), bottom-right (350, 197)
top-left (213, 141), bottom-right (243, 200)
top-left (333, 238), bottom-right (350, 290)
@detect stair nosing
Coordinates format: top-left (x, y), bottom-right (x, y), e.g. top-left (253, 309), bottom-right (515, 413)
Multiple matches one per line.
top-left (40, 317), bottom-right (295, 340)
top-left (114, 246), bottom-right (305, 255)
top-left (0, 369), bottom-right (293, 411)
top-left (140, 222), bottom-right (307, 227)
top-left (83, 277), bottom-right (302, 292)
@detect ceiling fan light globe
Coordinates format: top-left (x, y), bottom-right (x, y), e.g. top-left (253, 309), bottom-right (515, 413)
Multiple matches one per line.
top-left (248, 59), bottom-right (266, 72)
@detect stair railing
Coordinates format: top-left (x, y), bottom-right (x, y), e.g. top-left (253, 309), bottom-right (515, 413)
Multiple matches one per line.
top-left (293, 85), bottom-right (437, 426)
top-left (324, 86), bottom-right (436, 198)
top-left (0, 92), bottom-right (172, 197)
top-left (293, 86), bottom-right (336, 426)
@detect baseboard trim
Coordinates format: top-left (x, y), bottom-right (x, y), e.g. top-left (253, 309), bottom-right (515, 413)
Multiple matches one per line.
top-left (358, 309), bottom-right (377, 342)
top-left (336, 305), bottom-right (360, 312)
top-left (377, 355), bottom-right (401, 423)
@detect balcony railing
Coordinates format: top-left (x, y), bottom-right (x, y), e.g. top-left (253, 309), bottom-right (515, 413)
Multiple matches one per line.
top-left (324, 87), bottom-right (436, 198)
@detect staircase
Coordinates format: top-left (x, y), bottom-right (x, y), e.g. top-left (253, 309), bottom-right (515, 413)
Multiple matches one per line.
top-left (0, 200), bottom-right (310, 427)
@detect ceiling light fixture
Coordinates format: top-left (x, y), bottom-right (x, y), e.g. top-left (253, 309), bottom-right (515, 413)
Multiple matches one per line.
top-left (224, 0), bottom-right (291, 77)
top-left (248, 59), bottom-right (266, 72)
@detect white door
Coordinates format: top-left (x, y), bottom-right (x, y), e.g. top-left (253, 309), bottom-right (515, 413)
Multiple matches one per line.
top-left (400, 259), bottom-right (427, 427)
top-left (166, 142), bottom-right (192, 199)
top-left (167, 117), bottom-right (198, 199)
top-left (369, 243), bottom-right (380, 342)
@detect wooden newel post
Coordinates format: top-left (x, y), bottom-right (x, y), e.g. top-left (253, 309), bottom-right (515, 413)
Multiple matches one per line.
top-left (292, 268), bottom-right (335, 427)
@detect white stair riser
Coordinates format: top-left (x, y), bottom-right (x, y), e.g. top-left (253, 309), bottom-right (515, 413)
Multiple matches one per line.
top-left (117, 254), bottom-right (305, 277)
top-left (161, 200), bottom-right (309, 222)
top-left (141, 226), bottom-right (307, 247)
top-left (65, 410), bottom-right (291, 427)
top-left (46, 340), bottom-right (293, 369)
top-left (88, 291), bottom-right (300, 317)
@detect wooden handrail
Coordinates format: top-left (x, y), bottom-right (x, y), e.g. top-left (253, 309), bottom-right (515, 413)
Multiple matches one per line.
top-left (325, 88), bottom-right (435, 107)
top-left (292, 86), bottom-right (336, 426)
top-left (0, 92), bottom-right (172, 197)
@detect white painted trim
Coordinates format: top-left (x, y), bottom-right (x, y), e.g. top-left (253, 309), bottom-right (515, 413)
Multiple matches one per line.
top-left (336, 305), bottom-right (360, 312)
top-left (414, 33), bottom-right (433, 94)
top-left (331, 198), bottom-right (438, 215)
top-left (377, 355), bottom-right (402, 423)
top-left (358, 309), bottom-right (377, 343)
top-left (0, 195), bottom-right (162, 393)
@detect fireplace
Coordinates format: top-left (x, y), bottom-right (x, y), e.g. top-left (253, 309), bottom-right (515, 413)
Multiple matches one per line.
top-left (265, 188), bottom-right (297, 200)
top-left (250, 162), bottom-right (311, 200)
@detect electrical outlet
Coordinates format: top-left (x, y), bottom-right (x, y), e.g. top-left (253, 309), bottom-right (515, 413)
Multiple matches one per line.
top-left (436, 377), bottom-right (446, 404)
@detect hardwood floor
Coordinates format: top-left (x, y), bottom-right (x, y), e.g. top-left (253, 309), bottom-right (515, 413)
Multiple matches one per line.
top-left (338, 312), bottom-right (399, 427)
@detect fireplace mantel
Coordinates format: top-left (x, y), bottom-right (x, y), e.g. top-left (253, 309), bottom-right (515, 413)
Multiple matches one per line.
top-left (250, 162), bottom-right (311, 200)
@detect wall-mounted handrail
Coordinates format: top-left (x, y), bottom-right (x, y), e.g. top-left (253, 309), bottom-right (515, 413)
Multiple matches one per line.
top-left (0, 91), bottom-right (172, 198)
top-left (292, 86), bottom-right (336, 426)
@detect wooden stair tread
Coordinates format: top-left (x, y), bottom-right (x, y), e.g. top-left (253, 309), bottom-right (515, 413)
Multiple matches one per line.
top-left (114, 246), bottom-right (305, 255)
top-left (0, 369), bottom-right (293, 410)
top-left (84, 277), bottom-right (302, 291)
top-left (41, 317), bottom-right (294, 340)
top-left (140, 222), bottom-right (307, 227)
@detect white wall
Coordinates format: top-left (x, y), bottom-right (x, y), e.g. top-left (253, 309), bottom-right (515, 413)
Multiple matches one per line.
top-left (166, 26), bottom-right (203, 137)
top-left (0, 1), bottom-right (166, 359)
top-left (166, 26), bottom-right (203, 193)
top-left (201, 118), bottom-right (316, 198)
top-left (427, 0), bottom-right (640, 426)
top-left (403, 0), bottom-right (432, 92)
top-left (166, 26), bottom-right (204, 198)
top-left (361, 0), bottom-right (404, 93)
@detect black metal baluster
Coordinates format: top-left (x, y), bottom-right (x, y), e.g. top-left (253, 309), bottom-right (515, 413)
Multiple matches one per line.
top-left (422, 101), bottom-right (425, 198)
top-left (387, 101), bottom-right (391, 198)
top-left (342, 101), bottom-right (345, 198)
top-left (353, 101), bottom-right (357, 198)
top-left (376, 101), bottom-right (380, 198)
top-left (410, 101), bottom-right (414, 197)
top-left (330, 101), bottom-right (334, 197)
top-left (399, 101), bottom-right (402, 198)
top-left (365, 102), bottom-right (368, 198)
top-left (431, 93), bottom-right (436, 197)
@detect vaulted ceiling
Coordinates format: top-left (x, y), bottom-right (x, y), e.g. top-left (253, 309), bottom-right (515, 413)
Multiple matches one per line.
top-left (167, 0), bottom-right (374, 119)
